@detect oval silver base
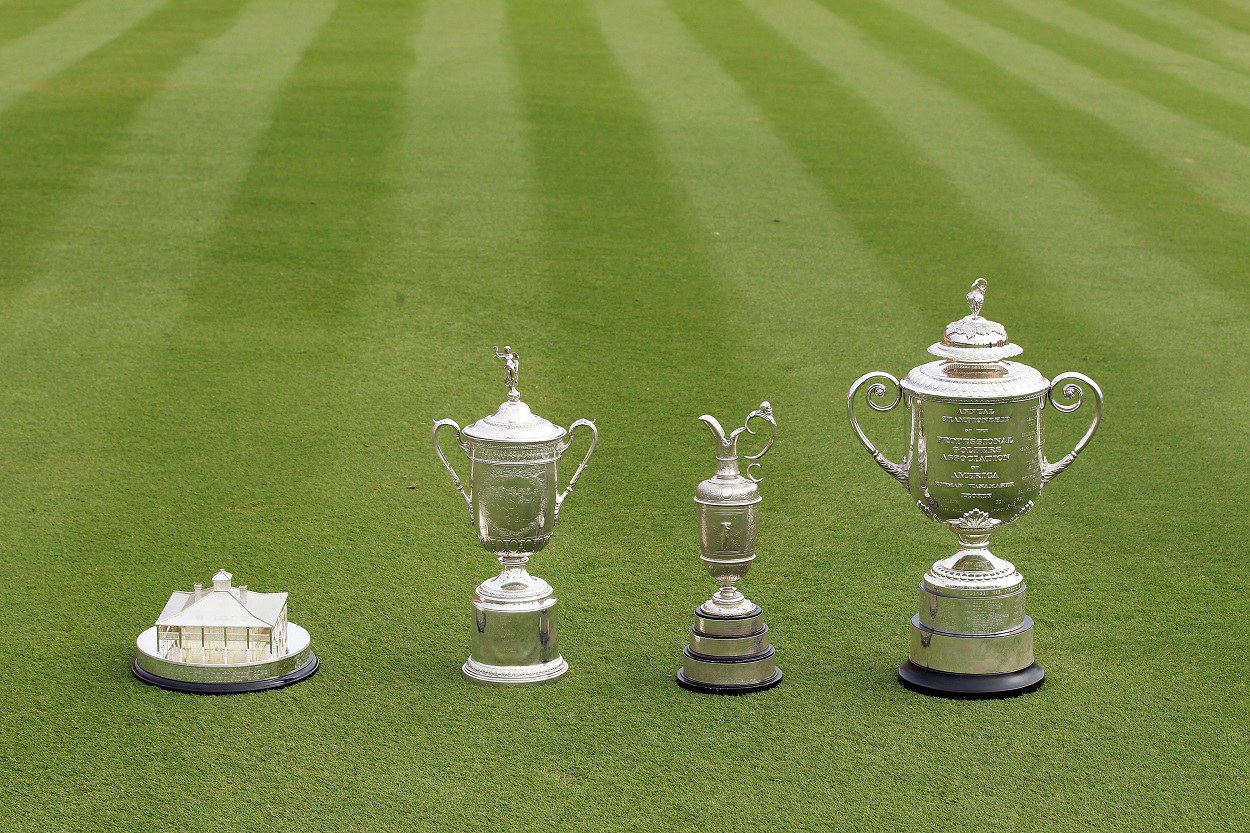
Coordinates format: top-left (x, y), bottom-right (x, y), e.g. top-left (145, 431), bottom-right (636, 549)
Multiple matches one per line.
top-left (133, 624), bottom-right (316, 694)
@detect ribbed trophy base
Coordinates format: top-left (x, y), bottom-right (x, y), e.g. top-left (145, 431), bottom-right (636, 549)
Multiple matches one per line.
top-left (676, 605), bottom-right (782, 695)
top-left (901, 554), bottom-right (1044, 699)
top-left (464, 580), bottom-right (565, 686)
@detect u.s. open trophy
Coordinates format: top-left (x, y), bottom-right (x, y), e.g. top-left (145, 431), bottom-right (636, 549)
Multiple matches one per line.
top-left (433, 346), bottom-right (597, 685)
top-left (848, 280), bottom-right (1102, 697)
top-left (677, 402), bottom-right (782, 695)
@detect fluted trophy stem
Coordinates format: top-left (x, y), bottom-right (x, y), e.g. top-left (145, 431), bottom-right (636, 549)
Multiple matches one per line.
top-left (678, 402), bottom-right (782, 695)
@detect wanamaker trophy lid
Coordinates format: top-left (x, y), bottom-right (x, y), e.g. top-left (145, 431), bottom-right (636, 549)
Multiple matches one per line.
top-left (461, 346), bottom-right (567, 443)
top-left (927, 278), bottom-right (1024, 364)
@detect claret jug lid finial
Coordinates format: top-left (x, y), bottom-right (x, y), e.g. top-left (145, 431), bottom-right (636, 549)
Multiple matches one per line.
top-left (927, 278), bottom-right (1024, 364)
top-left (461, 345), bottom-right (566, 443)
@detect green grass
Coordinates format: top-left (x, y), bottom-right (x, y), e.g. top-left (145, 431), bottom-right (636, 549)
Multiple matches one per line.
top-left (0, 0), bottom-right (1247, 830)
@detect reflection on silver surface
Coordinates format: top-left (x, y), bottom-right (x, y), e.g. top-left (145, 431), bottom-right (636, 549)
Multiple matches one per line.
top-left (433, 346), bottom-right (596, 685)
top-left (678, 403), bottom-right (782, 694)
top-left (849, 280), bottom-right (1102, 687)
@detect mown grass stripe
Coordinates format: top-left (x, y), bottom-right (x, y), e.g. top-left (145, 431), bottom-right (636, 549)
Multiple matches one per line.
top-left (1125, 0), bottom-right (1250, 70)
top-left (0, 0), bottom-right (247, 300)
top-left (668, 0), bottom-right (1025, 317)
top-left (946, 0), bottom-right (1250, 144)
top-left (1059, 0), bottom-right (1243, 68)
top-left (0, 0), bottom-right (166, 113)
top-left (311, 0), bottom-right (541, 672)
top-left (505, 0), bottom-right (758, 542)
top-left (0, 0), bottom-right (83, 50)
top-left (594, 0), bottom-right (927, 596)
top-left (0, 0), bottom-right (336, 504)
top-left (1178, 0), bottom-right (1250, 36)
top-left (862, 0), bottom-right (1250, 303)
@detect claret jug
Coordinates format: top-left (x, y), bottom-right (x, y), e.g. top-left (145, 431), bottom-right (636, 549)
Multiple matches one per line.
top-left (848, 280), bottom-right (1102, 697)
top-left (677, 402), bottom-right (783, 695)
top-left (433, 346), bottom-right (597, 685)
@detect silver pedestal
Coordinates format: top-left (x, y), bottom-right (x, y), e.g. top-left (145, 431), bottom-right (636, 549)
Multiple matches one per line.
top-left (899, 546), bottom-right (1043, 697)
top-left (462, 565), bottom-right (566, 686)
top-left (677, 604), bottom-right (781, 694)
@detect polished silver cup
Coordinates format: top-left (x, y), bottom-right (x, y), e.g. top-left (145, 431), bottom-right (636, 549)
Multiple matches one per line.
top-left (848, 280), bottom-right (1102, 696)
top-left (678, 402), bottom-right (783, 695)
top-left (433, 346), bottom-right (596, 685)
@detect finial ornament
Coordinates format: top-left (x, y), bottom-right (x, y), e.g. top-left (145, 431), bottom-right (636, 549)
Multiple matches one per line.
top-left (966, 278), bottom-right (987, 319)
top-left (493, 345), bottom-right (520, 402)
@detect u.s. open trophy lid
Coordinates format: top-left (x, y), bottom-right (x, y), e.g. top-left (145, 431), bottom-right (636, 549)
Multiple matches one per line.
top-left (460, 345), bottom-right (566, 444)
top-left (132, 569), bottom-right (317, 694)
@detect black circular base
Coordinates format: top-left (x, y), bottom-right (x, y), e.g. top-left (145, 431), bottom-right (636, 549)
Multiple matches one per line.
top-left (897, 660), bottom-right (1044, 699)
top-left (132, 652), bottom-right (319, 694)
top-left (675, 668), bottom-right (782, 695)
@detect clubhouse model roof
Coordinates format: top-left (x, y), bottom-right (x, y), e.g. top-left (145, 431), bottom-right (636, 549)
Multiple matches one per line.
top-left (156, 569), bottom-right (286, 629)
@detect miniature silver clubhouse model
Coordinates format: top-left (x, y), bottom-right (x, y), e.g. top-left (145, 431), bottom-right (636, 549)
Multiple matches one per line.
top-left (133, 569), bottom-right (317, 693)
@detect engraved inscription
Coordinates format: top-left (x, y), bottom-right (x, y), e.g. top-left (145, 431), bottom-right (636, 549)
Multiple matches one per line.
top-left (931, 406), bottom-right (1015, 500)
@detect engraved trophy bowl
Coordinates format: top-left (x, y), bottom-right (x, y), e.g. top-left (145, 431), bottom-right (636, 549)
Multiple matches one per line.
top-left (432, 346), bottom-right (597, 685)
top-left (677, 402), bottom-right (783, 695)
top-left (847, 279), bottom-right (1102, 697)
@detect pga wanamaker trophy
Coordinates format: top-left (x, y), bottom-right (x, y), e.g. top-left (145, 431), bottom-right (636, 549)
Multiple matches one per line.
top-left (433, 346), bottom-right (597, 686)
top-left (848, 279), bottom-right (1102, 697)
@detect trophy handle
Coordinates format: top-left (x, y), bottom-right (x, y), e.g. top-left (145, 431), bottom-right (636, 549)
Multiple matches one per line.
top-left (847, 372), bottom-right (908, 489)
top-left (740, 401), bottom-right (776, 484)
top-left (555, 418), bottom-right (597, 519)
top-left (1041, 372), bottom-right (1103, 484)
top-left (432, 418), bottom-right (472, 518)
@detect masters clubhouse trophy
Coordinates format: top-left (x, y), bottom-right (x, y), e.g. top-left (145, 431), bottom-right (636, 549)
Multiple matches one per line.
top-left (677, 402), bottom-right (782, 694)
top-left (433, 346), bottom-right (597, 685)
top-left (848, 280), bottom-right (1102, 697)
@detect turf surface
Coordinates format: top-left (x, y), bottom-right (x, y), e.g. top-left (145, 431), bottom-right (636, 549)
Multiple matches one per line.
top-left (0, 0), bottom-right (1247, 830)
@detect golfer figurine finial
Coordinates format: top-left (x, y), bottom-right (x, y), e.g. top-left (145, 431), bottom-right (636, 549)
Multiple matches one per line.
top-left (493, 345), bottom-right (520, 402)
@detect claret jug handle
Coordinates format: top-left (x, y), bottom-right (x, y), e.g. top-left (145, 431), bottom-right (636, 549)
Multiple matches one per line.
top-left (432, 418), bottom-right (472, 518)
top-left (1041, 372), bottom-right (1103, 484)
top-left (555, 418), bottom-right (598, 519)
top-left (847, 372), bottom-right (909, 489)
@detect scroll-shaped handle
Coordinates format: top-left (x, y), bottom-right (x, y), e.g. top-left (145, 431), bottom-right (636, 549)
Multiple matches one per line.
top-left (554, 418), bottom-right (597, 519)
top-left (741, 401), bottom-right (776, 483)
top-left (847, 372), bottom-right (908, 489)
top-left (432, 418), bottom-right (472, 518)
top-left (1042, 372), bottom-right (1103, 484)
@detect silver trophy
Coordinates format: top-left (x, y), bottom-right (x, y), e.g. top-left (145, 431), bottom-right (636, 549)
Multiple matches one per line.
top-left (848, 280), bottom-right (1102, 697)
top-left (677, 402), bottom-right (782, 694)
top-left (433, 346), bottom-right (597, 685)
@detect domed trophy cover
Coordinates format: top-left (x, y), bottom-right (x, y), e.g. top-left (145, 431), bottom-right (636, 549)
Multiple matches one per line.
top-left (433, 346), bottom-right (597, 685)
top-left (848, 279), bottom-right (1103, 698)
